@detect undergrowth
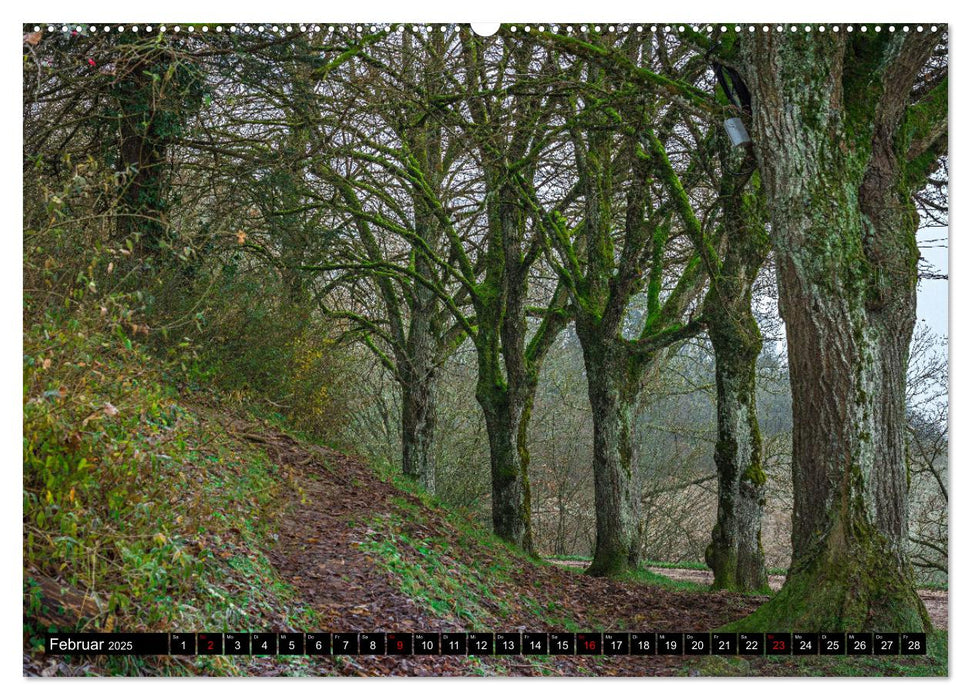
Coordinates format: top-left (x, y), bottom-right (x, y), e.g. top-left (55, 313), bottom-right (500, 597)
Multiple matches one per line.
top-left (358, 494), bottom-right (522, 628)
top-left (23, 302), bottom-right (318, 675)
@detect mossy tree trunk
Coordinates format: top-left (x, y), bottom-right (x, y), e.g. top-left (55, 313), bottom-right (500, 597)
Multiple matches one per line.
top-left (477, 377), bottom-right (533, 552)
top-left (324, 31), bottom-right (570, 539)
top-left (530, 71), bottom-right (710, 576)
top-left (400, 308), bottom-right (439, 494)
top-left (112, 39), bottom-right (203, 253)
top-left (471, 183), bottom-right (569, 554)
top-left (395, 29), bottom-right (446, 495)
top-left (115, 55), bottom-right (166, 247)
top-left (319, 30), bottom-right (460, 496)
top-left (330, 176), bottom-right (448, 497)
top-left (458, 32), bottom-right (570, 554)
top-left (727, 28), bottom-right (946, 632)
top-left (705, 310), bottom-right (768, 592)
top-left (579, 333), bottom-right (643, 575)
top-left (704, 148), bottom-right (771, 593)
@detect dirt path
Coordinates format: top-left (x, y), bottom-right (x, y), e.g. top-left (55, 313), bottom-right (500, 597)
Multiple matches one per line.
top-left (24, 415), bottom-right (943, 677)
top-left (248, 428), bottom-right (484, 675)
top-left (246, 426), bottom-right (766, 675)
top-left (241, 425), bottom-right (943, 676)
top-left (551, 560), bottom-right (948, 630)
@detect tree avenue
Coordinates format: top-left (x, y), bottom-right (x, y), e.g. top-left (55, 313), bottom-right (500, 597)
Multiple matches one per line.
top-left (23, 23), bottom-right (947, 637)
top-left (532, 29), bottom-right (773, 586)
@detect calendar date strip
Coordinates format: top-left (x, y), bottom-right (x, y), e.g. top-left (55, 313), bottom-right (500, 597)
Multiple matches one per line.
top-left (44, 631), bottom-right (927, 656)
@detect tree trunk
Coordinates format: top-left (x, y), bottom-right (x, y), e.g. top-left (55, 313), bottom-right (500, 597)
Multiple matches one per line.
top-left (705, 304), bottom-right (769, 592)
top-left (729, 32), bottom-right (932, 631)
top-left (390, 28), bottom-right (447, 497)
top-left (477, 383), bottom-right (533, 554)
top-left (704, 148), bottom-right (770, 593)
top-left (400, 369), bottom-right (436, 494)
top-left (580, 333), bottom-right (641, 576)
top-left (116, 60), bottom-right (167, 248)
top-left (555, 489), bottom-right (568, 557)
top-left (112, 43), bottom-right (203, 253)
top-left (398, 215), bottom-right (441, 494)
top-left (469, 181), bottom-right (545, 555)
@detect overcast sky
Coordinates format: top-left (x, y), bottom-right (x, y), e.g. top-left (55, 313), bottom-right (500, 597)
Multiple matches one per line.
top-left (917, 226), bottom-right (949, 342)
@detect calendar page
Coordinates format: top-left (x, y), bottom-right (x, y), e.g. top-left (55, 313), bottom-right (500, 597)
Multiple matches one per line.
top-left (22, 13), bottom-right (948, 680)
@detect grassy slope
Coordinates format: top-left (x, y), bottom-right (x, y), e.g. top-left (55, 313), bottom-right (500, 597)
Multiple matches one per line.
top-left (23, 315), bottom-right (323, 676)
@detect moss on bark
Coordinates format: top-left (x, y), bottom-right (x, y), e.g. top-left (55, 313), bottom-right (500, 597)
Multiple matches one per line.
top-left (722, 526), bottom-right (931, 632)
top-left (732, 28), bottom-right (939, 631)
top-left (703, 142), bottom-right (770, 595)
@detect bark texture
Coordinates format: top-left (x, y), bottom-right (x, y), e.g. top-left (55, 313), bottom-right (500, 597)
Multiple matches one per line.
top-left (399, 348), bottom-right (437, 494)
top-left (478, 383), bottom-right (533, 552)
top-left (578, 333), bottom-right (642, 576)
top-left (397, 192), bottom-right (444, 494)
top-left (727, 29), bottom-right (942, 632)
top-left (704, 149), bottom-right (771, 593)
top-left (705, 309), bottom-right (767, 592)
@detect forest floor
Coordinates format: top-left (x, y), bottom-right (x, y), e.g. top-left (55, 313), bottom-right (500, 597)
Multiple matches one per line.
top-left (197, 415), bottom-right (949, 676)
top-left (25, 407), bottom-right (949, 677)
top-left (549, 562), bottom-right (948, 631)
top-left (245, 419), bottom-right (756, 676)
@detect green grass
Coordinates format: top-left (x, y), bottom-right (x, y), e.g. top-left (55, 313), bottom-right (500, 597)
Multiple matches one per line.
top-left (617, 567), bottom-right (709, 593)
top-left (546, 555), bottom-right (789, 578)
top-left (23, 309), bottom-right (324, 675)
top-left (358, 480), bottom-right (599, 635)
top-left (646, 559), bottom-right (787, 577)
top-left (358, 495), bottom-right (521, 627)
top-left (543, 558), bottom-right (709, 593)
top-left (645, 559), bottom-right (708, 571)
